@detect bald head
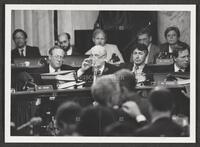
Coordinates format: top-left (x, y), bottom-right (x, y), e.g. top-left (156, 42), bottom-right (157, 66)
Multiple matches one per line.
top-left (91, 45), bottom-right (107, 57)
top-left (58, 33), bottom-right (71, 51)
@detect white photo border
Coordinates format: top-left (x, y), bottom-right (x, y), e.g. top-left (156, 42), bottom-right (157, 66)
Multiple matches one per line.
top-left (5, 4), bottom-right (196, 143)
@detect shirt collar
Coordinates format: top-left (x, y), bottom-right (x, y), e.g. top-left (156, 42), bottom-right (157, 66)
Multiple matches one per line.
top-left (132, 63), bottom-right (145, 72)
top-left (49, 64), bottom-right (61, 73)
top-left (174, 63), bottom-right (185, 72)
top-left (18, 46), bottom-right (26, 55)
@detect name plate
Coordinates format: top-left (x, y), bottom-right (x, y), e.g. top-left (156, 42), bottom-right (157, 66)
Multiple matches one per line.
top-left (35, 85), bottom-right (53, 91)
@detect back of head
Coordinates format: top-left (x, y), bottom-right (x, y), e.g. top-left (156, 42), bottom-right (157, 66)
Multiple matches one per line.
top-left (77, 105), bottom-right (115, 136)
top-left (115, 69), bottom-right (137, 92)
top-left (149, 87), bottom-right (174, 112)
top-left (55, 101), bottom-right (81, 130)
top-left (91, 75), bottom-right (120, 107)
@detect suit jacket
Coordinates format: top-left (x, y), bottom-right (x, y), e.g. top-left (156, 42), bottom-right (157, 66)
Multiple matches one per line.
top-left (162, 64), bottom-right (190, 73)
top-left (134, 117), bottom-right (184, 136)
top-left (79, 62), bottom-right (120, 86)
top-left (12, 45), bottom-right (41, 59)
top-left (159, 41), bottom-right (190, 54)
top-left (65, 45), bottom-right (80, 56)
top-left (120, 63), bottom-right (154, 82)
top-left (147, 44), bottom-right (160, 64)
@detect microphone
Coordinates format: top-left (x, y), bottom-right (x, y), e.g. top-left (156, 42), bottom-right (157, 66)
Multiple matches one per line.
top-left (17, 117), bottom-right (42, 131)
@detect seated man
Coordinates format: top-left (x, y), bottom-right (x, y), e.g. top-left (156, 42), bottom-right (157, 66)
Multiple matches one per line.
top-left (57, 32), bottom-right (79, 55)
top-left (134, 87), bottom-right (185, 137)
top-left (168, 44), bottom-right (190, 73)
top-left (136, 28), bottom-right (160, 64)
top-left (32, 46), bottom-right (76, 86)
top-left (85, 28), bottom-right (124, 64)
top-left (11, 29), bottom-right (41, 59)
top-left (121, 43), bottom-right (153, 84)
top-left (77, 45), bottom-right (120, 86)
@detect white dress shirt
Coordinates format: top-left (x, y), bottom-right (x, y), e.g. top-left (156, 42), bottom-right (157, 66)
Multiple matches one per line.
top-left (49, 65), bottom-right (61, 73)
top-left (132, 63), bottom-right (146, 83)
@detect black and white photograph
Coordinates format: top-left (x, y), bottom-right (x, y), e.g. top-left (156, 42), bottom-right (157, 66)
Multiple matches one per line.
top-left (4, 4), bottom-right (196, 143)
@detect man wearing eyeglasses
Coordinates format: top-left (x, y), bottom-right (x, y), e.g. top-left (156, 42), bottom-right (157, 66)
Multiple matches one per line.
top-left (77, 45), bottom-right (120, 86)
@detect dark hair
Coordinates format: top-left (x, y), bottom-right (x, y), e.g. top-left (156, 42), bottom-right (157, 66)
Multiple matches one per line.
top-left (55, 101), bottom-right (81, 129)
top-left (115, 69), bottom-right (137, 92)
top-left (92, 28), bottom-right (107, 41)
top-left (77, 106), bottom-right (115, 136)
top-left (172, 42), bottom-right (190, 58)
top-left (48, 45), bottom-right (65, 55)
top-left (164, 26), bottom-right (180, 38)
top-left (137, 28), bottom-right (151, 38)
top-left (132, 43), bottom-right (149, 56)
top-left (149, 87), bottom-right (174, 111)
top-left (12, 29), bottom-right (28, 40)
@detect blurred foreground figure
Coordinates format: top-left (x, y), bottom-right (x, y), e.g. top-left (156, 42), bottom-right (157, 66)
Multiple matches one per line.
top-left (135, 87), bottom-right (185, 136)
top-left (55, 101), bottom-right (81, 136)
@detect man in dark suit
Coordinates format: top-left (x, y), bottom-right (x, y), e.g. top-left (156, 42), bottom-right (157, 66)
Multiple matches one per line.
top-left (122, 44), bottom-right (153, 84)
top-left (77, 45), bottom-right (120, 86)
top-left (136, 28), bottom-right (160, 64)
top-left (167, 44), bottom-right (190, 73)
top-left (134, 87), bottom-right (184, 136)
top-left (11, 29), bottom-right (41, 59)
top-left (32, 46), bottom-right (76, 85)
top-left (57, 33), bottom-right (79, 56)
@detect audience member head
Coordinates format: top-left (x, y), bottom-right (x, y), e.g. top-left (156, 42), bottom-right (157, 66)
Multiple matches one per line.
top-left (55, 101), bottom-right (81, 136)
top-left (58, 33), bottom-right (71, 52)
top-left (91, 74), bottom-right (120, 107)
top-left (115, 69), bottom-right (137, 92)
top-left (148, 87), bottom-right (175, 119)
top-left (132, 44), bottom-right (148, 66)
top-left (172, 43), bottom-right (190, 70)
top-left (77, 105), bottom-right (115, 136)
top-left (90, 45), bottom-right (107, 68)
top-left (12, 29), bottom-right (28, 48)
top-left (164, 26), bottom-right (180, 45)
top-left (92, 29), bottom-right (107, 46)
top-left (48, 46), bottom-right (65, 70)
top-left (137, 28), bottom-right (152, 47)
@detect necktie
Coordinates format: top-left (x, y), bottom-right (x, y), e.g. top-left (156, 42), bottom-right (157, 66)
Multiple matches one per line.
top-left (20, 49), bottom-right (24, 57)
top-left (178, 69), bottom-right (183, 72)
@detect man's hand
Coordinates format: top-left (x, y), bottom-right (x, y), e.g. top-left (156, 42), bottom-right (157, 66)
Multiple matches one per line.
top-left (81, 58), bottom-right (93, 72)
top-left (121, 101), bottom-right (142, 118)
top-left (77, 58), bottom-right (93, 78)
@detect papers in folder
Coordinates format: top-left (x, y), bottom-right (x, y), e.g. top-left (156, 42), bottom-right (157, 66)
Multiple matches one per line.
top-left (40, 70), bottom-right (76, 81)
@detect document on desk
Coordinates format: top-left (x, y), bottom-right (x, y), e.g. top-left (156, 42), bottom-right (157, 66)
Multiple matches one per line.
top-left (40, 70), bottom-right (75, 81)
top-left (176, 78), bottom-right (190, 85)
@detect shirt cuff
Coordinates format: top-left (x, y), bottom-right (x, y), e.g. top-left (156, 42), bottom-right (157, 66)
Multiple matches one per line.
top-left (77, 68), bottom-right (84, 78)
top-left (136, 114), bottom-right (147, 123)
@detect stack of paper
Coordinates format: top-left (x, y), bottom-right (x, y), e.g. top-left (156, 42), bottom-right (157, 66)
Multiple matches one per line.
top-left (41, 70), bottom-right (75, 81)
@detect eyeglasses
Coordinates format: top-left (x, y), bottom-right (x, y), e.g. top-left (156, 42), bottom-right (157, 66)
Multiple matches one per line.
top-left (52, 55), bottom-right (64, 59)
